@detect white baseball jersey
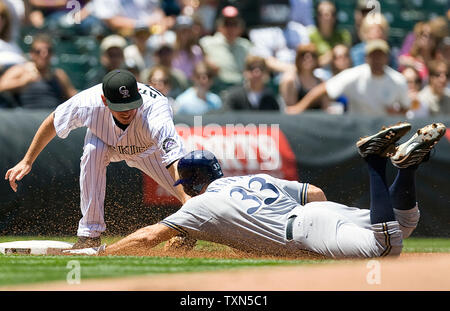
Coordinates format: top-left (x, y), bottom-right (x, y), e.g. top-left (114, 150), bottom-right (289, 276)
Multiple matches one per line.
top-left (53, 83), bottom-right (186, 237)
top-left (161, 174), bottom-right (419, 258)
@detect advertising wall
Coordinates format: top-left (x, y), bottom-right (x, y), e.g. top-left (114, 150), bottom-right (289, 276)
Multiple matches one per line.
top-left (1, 110), bottom-right (449, 236)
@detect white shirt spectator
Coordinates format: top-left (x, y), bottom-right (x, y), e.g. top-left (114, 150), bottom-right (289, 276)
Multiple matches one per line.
top-left (3, 0), bottom-right (24, 43)
top-left (0, 39), bottom-right (26, 67)
top-left (249, 21), bottom-right (310, 65)
top-left (92, 0), bottom-right (160, 23)
top-left (325, 64), bottom-right (410, 115)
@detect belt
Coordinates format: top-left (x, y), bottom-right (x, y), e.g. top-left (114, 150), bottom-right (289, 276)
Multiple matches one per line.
top-left (286, 215), bottom-right (297, 241)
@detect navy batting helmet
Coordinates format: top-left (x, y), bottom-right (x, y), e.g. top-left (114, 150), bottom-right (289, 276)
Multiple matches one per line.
top-left (173, 150), bottom-right (223, 197)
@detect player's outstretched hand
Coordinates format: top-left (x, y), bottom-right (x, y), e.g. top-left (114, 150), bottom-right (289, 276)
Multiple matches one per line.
top-left (5, 160), bottom-right (32, 192)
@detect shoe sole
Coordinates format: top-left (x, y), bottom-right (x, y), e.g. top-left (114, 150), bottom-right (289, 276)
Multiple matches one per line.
top-left (391, 123), bottom-right (446, 168)
top-left (356, 122), bottom-right (412, 157)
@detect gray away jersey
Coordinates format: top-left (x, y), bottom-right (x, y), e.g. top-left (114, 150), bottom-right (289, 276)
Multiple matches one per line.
top-left (161, 174), bottom-right (309, 255)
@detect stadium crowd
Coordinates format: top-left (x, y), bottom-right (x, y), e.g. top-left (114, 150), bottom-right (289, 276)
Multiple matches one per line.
top-left (0, 0), bottom-right (448, 118)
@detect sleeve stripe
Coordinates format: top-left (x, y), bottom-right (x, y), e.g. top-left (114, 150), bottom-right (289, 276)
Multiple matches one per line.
top-left (159, 220), bottom-right (188, 235)
top-left (300, 183), bottom-right (309, 205)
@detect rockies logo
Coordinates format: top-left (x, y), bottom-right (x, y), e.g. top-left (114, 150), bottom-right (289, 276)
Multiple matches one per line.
top-left (119, 86), bottom-right (130, 98)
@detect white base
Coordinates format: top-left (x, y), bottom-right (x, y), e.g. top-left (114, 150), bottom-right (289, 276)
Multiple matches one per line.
top-left (0, 240), bottom-right (74, 255)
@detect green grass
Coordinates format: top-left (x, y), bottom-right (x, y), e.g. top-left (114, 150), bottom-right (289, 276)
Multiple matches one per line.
top-left (0, 237), bottom-right (449, 287)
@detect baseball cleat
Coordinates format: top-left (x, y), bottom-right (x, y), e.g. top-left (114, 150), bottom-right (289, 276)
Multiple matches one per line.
top-left (356, 122), bottom-right (412, 157)
top-left (390, 123), bottom-right (446, 169)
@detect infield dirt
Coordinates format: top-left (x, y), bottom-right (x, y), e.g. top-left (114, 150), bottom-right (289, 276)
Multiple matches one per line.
top-left (3, 252), bottom-right (450, 291)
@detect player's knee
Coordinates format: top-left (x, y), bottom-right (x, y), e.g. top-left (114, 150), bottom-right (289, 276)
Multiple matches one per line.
top-left (307, 184), bottom-right (327, 202)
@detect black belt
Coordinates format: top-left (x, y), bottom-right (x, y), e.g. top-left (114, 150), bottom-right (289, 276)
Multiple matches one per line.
top-left (286, 215), bottom-right (297, 241)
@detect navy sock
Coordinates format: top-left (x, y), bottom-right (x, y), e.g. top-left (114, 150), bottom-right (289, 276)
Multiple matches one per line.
top-left (389, 167), bottom-right (417, 210)
top-left (365, 155), bottom-right (396, 224)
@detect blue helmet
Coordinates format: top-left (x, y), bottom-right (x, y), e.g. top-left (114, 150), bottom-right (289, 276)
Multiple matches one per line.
top-left (173, 150), bottom-right (223, 196)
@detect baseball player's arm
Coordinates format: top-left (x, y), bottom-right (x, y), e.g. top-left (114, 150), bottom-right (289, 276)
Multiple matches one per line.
top-left (167, 159), bottom-right (191, 204)
top-left (103, 223), bottom-right (178, 255)
top-left (307, 184), bottom-right (327, 202)
top-left (4, 112), bottom-right (56, 192)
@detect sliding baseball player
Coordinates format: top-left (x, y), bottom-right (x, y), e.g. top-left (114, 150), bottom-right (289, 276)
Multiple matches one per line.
top-left (68, 122), bottom-right (446, 258)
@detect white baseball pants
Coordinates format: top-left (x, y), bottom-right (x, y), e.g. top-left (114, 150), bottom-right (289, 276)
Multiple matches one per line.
top-left (288, 201), bottom-right (420, 258)
top-left (77, 131), bottom-right (183, 238)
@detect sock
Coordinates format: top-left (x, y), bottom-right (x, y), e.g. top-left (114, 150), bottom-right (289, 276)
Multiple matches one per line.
top-left (365, 155), bottom-right (396, 224)
top-left (389, 167), bottom-right (417, 211)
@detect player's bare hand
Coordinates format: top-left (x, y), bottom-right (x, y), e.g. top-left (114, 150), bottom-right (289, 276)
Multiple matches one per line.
top-left (4, 160), bottom-right (32, 192)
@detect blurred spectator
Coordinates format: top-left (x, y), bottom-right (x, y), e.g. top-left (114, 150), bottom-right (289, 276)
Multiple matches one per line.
top-left (401, 66), bottom-right (426, 119)
top-left (248, 9), bottom-right (310, 74)
top-left (174, 61), bottom-right (222, 115)
top-left (27, 1), bottom-right (106, 36)
top-left (399, 17), bottom-right (448, 59)
top-left (191, 0), bottom-right (220, 35)
top-left (280, 43), bottom-right (327, 109)
top-left (26, 0), bottom-right (66, 29)
top-left (308, 1), bottom-right (351, 68)
top-left (223, 55), bottom-right (279, 111)
top-left (417, 60), bottom-right (450, 116)
top-left (320, 44), bottom-right (352, 114)
top-left (148, 42), bottom-right (189, 98)
top-left (91, 0), bottom-right (170, 36)
top-left (398, 21), bottom-right (437, 82)
top-left (199, 5), bottom-right (252, 92)
top-left (350, 13), bottom-right (397, 70)
top-left (330, 44), bottom-right (352, 76)
top-left (317, 44), bottom-right (352, 81)
top-left (435, 37), bottom-right (450, 75)
top-left (286, 40), bottom-right (410, 116)
top-left (86, 34), bottom-right (127, 87)
top-left (146, 64), bottom-right (175, 109)
top-left (3, 0), bottom-right (24, 43)
top-left (429, 16), bottom-right (449, 48)
top-left (289, 0), bottom-right (314, 27)
top-left (0, 33), bottom-right (77, 108)
top-left (350, 0), bottom-right (372, 46)
top-left (124, 25), bottom-right (154, 76)
top-left (172, 15), bottom-right (204, 80)
top-left (0, 0), bottom-right (26, 71)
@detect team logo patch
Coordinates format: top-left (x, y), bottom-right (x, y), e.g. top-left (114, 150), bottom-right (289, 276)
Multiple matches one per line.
top-left (162, 137), bottom-right (178, 153)
top-left (119, 86), bottom-right (130, 98)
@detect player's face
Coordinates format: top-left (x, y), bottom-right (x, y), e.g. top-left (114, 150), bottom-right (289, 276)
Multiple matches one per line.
top-left (109, 108), bottom-right (137, 125)
top-left (101, 95), bottom-right (138, 124)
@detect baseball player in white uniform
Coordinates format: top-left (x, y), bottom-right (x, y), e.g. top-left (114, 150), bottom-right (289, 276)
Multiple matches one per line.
top-left (5, 69), bottom-right (190, 249)
top-left (67, 121), bottom-right (446, 258)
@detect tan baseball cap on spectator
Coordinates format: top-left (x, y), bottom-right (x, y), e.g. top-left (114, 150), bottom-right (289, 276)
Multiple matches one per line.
top-left (100, 35), bottom-right (127, 53)
top-left (365, 39), bottom-right (390, 55)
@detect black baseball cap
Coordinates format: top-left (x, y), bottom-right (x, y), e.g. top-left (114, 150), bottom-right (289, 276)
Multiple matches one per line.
top-left (102, 69), bottom-right (143, 111)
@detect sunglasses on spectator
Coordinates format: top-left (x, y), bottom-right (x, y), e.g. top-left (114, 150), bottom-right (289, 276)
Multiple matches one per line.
top-left (430, 71), bottom-right (449, 78)
top-left (406, 78), bottom-right (421, 84)
top-left (195, 72), bottom-right (213, 80)
top-left (300, 51), bottom-right (318, 58)
top-left (151, 78), bottom-right (170, 85)
top-left (246, 65), bottom-right (265, 71)
top-left (224, 19), bottom-right (240, 27)
top-left (318, 11), bottom-right (336, 18)
top-left (30, 48), bottom-right (51, 55)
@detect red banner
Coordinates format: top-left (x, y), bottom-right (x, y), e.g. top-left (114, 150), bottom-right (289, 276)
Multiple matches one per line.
top-left (143, 124), bottom-right (298, 205)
